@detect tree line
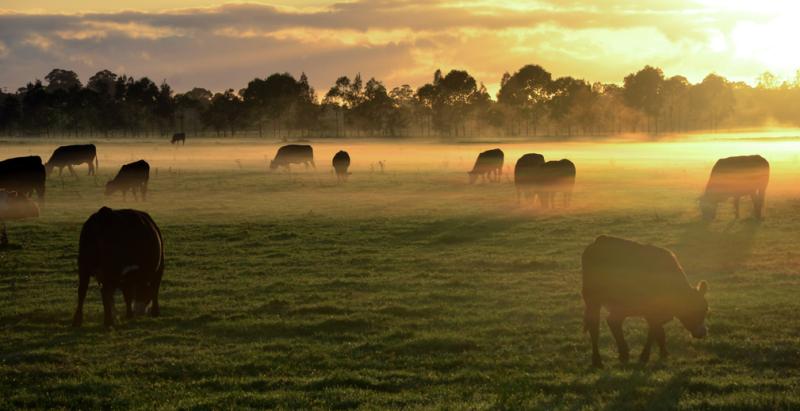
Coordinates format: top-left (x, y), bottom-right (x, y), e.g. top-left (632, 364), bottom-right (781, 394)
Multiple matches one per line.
top-left (1, 65), bottom-right (799, 139)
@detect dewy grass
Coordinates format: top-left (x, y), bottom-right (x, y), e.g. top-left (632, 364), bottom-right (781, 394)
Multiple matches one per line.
top-left (1, 138), bottom-right (799, 409)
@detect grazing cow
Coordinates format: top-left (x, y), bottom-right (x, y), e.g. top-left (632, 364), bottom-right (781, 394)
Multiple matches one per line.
top-left (332, 150), bottom-right (351, 182)
top-left (106, 160), bottom-right (150, 201)
top-left (269, 144), bottom-right (315, 171)
top-left (582, 235), bottom-right (709, 367)
top-left (699, 155), bottom-right (769, 221)
top-left (535, 159), bottom-right (576, 208)
top-left (45, 144), bottom-right (98, 177)
top-left (468, 148), bottom-right (504, 184)
top-left (514, 153), bottom-right (545, 203)
top-left (171, 132), bottom-right (186, 145)
top-left (0, 156), bottom-right (46, 203)
top-left (73, 207), bottom-right (165, 328)
top-left (0, 190), bottom-right (40, 246)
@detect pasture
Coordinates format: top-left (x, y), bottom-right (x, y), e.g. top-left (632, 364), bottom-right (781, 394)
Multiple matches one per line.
top-left (1, 137), bottom-right (800, 409)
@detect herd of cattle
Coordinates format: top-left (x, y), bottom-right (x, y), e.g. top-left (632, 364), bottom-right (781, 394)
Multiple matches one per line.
top-left (0, 138), bottom-right (775, 366)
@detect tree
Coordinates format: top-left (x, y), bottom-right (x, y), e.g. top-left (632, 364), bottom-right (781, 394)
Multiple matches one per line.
top-left (623, 66), bottom-right (665, 133)
top-left (45, 69), bottom-right (82, 92)
top-left (497, 64), bottom-right (552, 136)
top-left (205, 89), bottom-right (245, 136)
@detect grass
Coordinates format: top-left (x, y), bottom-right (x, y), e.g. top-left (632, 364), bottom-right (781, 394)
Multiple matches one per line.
top-left (1, 138), bottom-right (799, 409)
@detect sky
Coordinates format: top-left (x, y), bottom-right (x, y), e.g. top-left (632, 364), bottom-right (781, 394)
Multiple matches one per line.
top-left (1, 0), bottom-right (799, 96)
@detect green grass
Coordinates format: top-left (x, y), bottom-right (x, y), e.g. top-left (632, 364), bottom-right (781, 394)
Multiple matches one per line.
top-left (1, 139), bottom-right (800, 409)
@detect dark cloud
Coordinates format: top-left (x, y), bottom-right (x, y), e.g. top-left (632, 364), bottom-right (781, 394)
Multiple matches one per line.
top-left (0, 1), bottom-right (775, 93)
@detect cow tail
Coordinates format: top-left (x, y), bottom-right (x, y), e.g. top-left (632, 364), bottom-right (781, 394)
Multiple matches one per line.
top-left (95, 155), bottom-right (99, 174)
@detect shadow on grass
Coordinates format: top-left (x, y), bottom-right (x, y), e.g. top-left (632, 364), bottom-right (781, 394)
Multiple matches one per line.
top-left (673, 219), bottom-right (760, 276)
top-left (397, 215), bottom-right (525, 246)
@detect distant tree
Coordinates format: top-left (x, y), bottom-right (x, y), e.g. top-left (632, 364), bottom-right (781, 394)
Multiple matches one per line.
top-left (693, 73), bottom-right (735, 131)
top-left (497, 64), bottom-right (552, 136)
top-left (0, 93), bottom-right (22, 135)
top-left (623, 66), bottom-right (665, 133)
top-left (45, 69), bottom-right (82, 92)
top-left (205, 89), bottom-right (245, 136)
top-left (175, 87), bottom-right (212, 135)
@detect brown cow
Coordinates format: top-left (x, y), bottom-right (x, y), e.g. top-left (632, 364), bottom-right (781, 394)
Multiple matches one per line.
top-left (582, 235), bottom-right (709, 367)
top-left (73, 207), bottom-right (165, 328)
top-left (700, 155), bottom-right (769, 220)
top-left (468, 148), bottom-right (503, 184)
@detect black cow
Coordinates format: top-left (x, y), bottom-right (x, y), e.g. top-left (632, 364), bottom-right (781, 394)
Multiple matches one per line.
top-left (0, 156), bottom-right (46, 203)
top-left (45, 144), bottom-right (98, 177)
top-left (171, 132), bottom-right (186, 145)
top-left (73, 207), bottom-right (165, 328)
top-left (332, 150), bottom-right (351, 182)
top-left (535, 159), bottom-right (576, 208)
top-left (582, 235), bottom-right (709, 367)
top-left (0, 190), bottom-right (40, 246)
top-left (269, 144), bottom-right (315, 171)
top-left (105, 160), bottom-right (150, 201)
top-left (700, 155), bottom-right (769, 220)
top-left (468, 148), bottom-right (504, 184)
top-left (514, 153), bottom-right (545, 203)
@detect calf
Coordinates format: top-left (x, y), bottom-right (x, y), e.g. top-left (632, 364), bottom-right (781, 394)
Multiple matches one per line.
top-left (105, 160), bottom-right (150, 201)
top-left (45, 144), bottom-right (98, 177)
top-left (270, 144), bottom-right (315, 171)
top-left (700, 155), bottom-right (769, 220)
top-left (0, 156), bottom-right (46, 204)
top-left (332, 150), bottom-right (351, 182)
top-left (514, 153), bottom-right (545, 204)
top-left (73, 207), bottom-right (165, 328)
top-left (171, 132), bottom-right (186, 145)
top-left (468, 148), bottom-right (504, 184)
top-left (535, 159), bottom-right (576, 208)
top-left (582, 235), bottom-right (709, 367)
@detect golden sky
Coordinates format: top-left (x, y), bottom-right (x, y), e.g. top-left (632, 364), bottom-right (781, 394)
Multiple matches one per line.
top-left (1, 1), bottom-right (798, 94)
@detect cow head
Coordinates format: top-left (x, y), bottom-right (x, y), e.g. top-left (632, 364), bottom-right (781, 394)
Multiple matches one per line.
top-left (104, 180), bottom-right (118, 197)
top-left (677, 281), bottom-right (709, 339)
top-left (467, 171), bottom-right (479, 184)
top-left (44, 162), bottom-right (54, 176)
top-left (698, 195), bottom-right (717, 221)
top-left (269, 160), bottom-right (279, 170)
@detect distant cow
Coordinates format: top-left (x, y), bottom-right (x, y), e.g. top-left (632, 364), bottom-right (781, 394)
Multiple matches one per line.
top-left (269, 144), bottom-right (315, 171)
top-left (171, 132), bottom-right (186, 145)
top-left (332, 150), bottom-right (351, 182)
top-left (106, 160), bottom-right (150, 201)
top-left (45, 144), bottom-right (98, 177)
top-left (700, 155), bottom-right (769, 221)
top-left (73, 207), bottom-right (165, 328)
top-left (468, 148), bottom-right (504, 184)
top-left (514, 153), bottom-right (545, 203)
top-left (582, 235), bottom-right (709, 367)
top-left (0, 190), bottom-right (40, 246)
top-left (535, 159), bottom-right (576, 208)
top-left (0, 156), bottom-right (46, 203)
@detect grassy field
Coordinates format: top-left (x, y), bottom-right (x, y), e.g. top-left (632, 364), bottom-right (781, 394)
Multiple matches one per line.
top-left (1, 137), bottom-right (799, 409)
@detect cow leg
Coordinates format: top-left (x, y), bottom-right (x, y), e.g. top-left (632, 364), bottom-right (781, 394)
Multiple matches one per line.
top-left (607, 314), bottom-right (629, 363)
top-left (132, 188), bottom-right (139, 201)
top-left (68, 165), bottom-right (77, 177)
top-left (122, 190), bottom-right (127, 202)
top-left (58, 167), bottom-right (64, 177)
top-left (142, 183), bottom-right (148, 201)
top-left (0, 222), bottom-right (7, 246)
top-left (88, 162), bottom-right (94, 176)
top-left (101, 283), bottom-right (116, 328)
top-left (654, 324), bottom-right (668, 360)
top-left (640, 321), bottom-right (656, 363)
top-left (122, 286), bottom-right (134, 319)
top-left (753, 190), bottom-right (765, 219)
top-left (733, 196), bottom-right (740, 219)
top-left (72, 271), bottom-right (90, 327)
top-left (584, 302), bottom-right (602, 367)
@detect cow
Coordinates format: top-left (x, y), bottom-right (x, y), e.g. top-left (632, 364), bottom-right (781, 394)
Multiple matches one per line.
top-left (0, 156), bottom-right (46, 204)
top-left (105, 160), bottom-right (150, 201)
top-left (332, 150), bottom-right (351, 182)
top-left (582, 235), bottom-right (709, 367)
top-left (171, 132), bottom-right (186, 145)
top-left (45, 144), bottom-right (98, 177)
top-left (514, 153), bottom-right (545, 204)
top-left (535, 159), bottom-right (576, 208)
top-left (0, 190), bottom-right (40, 246)
top-left (699, 155), bottom-right (769, 221)
top-left (73, 207), bottom-right (165, 328)
top-left (269, 144), bottom-right (315, 171)
top-left (468, 148), bottom-right (504, 184)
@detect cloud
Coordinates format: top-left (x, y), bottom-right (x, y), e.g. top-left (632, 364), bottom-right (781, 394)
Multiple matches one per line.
top-left (0, 1), bottom-right (788, 95)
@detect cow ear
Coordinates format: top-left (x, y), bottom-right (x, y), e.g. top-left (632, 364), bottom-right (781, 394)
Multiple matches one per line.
top-left (697, 281), bottom-right (708, 295)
